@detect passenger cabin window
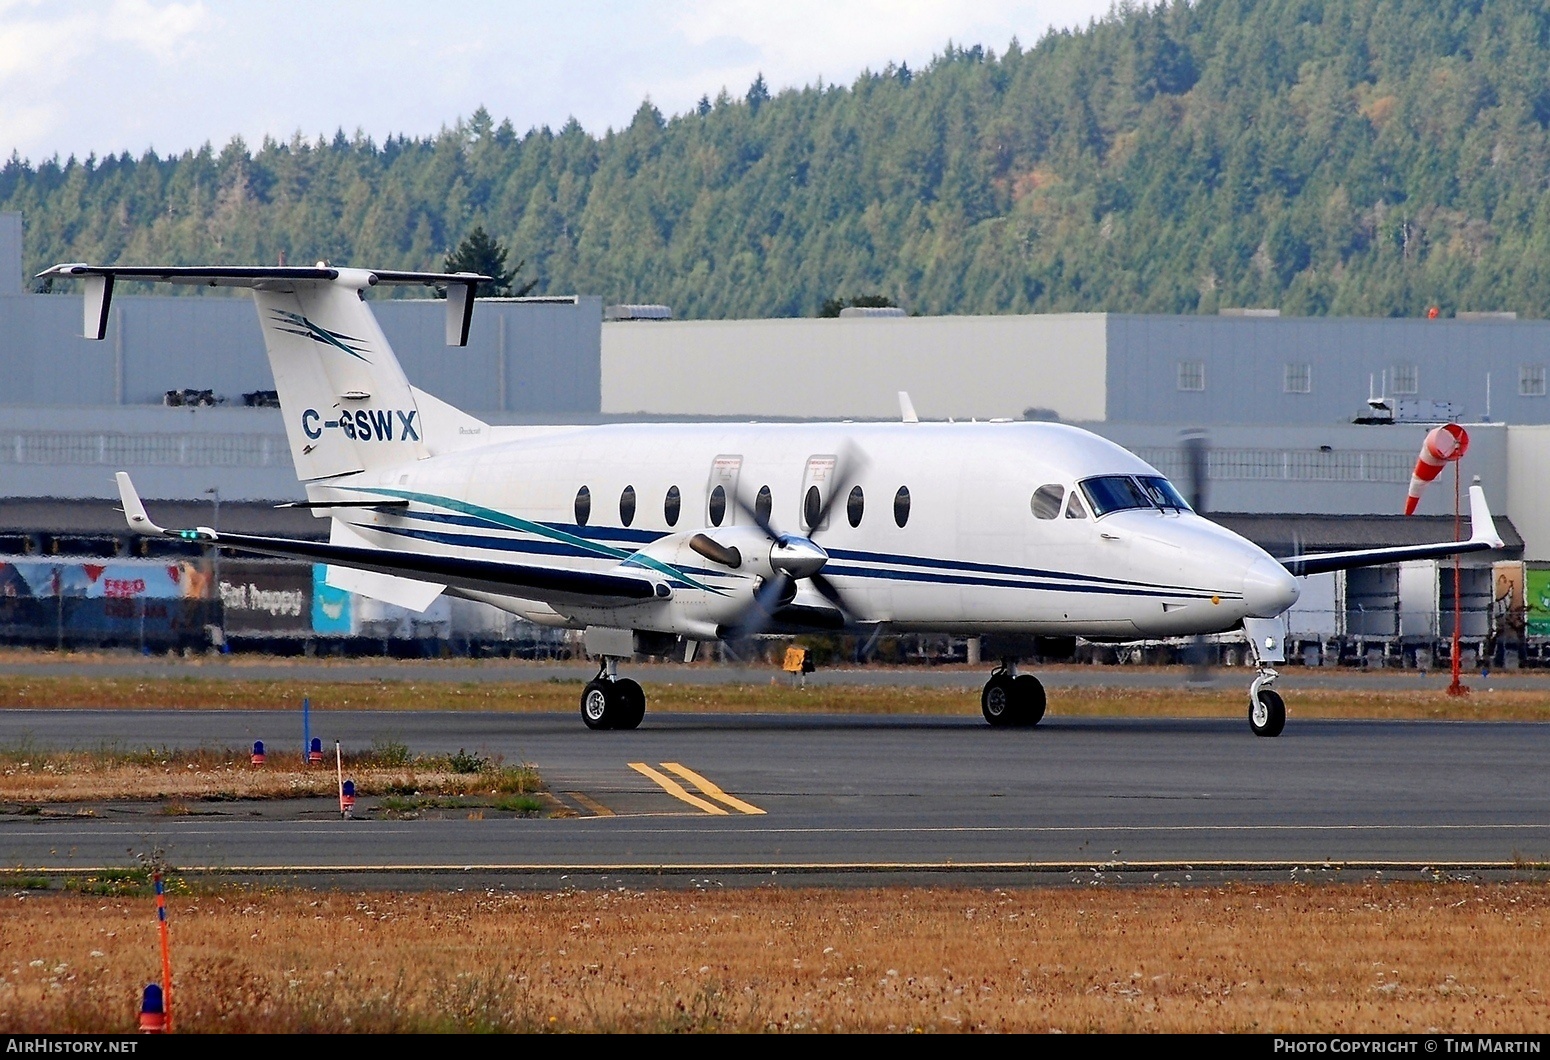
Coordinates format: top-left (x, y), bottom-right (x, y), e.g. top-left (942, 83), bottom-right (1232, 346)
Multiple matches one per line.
top-left (847, 485), bottom-right (864, 528)
top-left (664, 485), bottom-right (681, 526)
top-left (1064, 492), bottom-right (1088, 519)
top-left (709, 485), bottom-right (728, 527)
top-left (1031, 484), bottom-right (1064, 520)
top-left (755, 485), bottom-right (773, 525)
top-left (893, 486), bottom-right (911, 528)
top-left (804, 486), bottom-right (822, 530)
top-left (619, 485), bottom-right (636, 527)
top-left (574, 486), bottom-right (591, 526)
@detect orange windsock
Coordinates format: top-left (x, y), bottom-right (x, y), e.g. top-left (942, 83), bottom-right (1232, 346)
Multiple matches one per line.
top-left (1404, 423), bottom-right (1469, 515)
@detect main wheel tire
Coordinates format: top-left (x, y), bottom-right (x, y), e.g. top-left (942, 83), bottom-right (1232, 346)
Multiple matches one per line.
top-left (1012, 674), bottom-right (1046, 727)
top-left (581, 678), bottom-right (617, 730)
top-left (614, 678), bottom-right (646, 730)
top-left (981, 672), bottom-right (1016, 727)
top-left (1250, 687), bottom-right (1286, 738)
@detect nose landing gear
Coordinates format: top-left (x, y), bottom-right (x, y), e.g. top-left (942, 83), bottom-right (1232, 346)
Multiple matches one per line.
top-left (981, 662), bottom-right (1046, 727)
top-left (1244, 618), bottom-right (1287, 737)
top-left (580, 657), bottom-right (647, 730)
top-left (1248, 667), bottom-right (1286, 738)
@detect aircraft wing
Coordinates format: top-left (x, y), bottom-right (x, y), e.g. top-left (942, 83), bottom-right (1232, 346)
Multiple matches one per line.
top-left (114, 473), bottom-right (656, 603)
top-left (1278, 482), bottom-right (1505, 576)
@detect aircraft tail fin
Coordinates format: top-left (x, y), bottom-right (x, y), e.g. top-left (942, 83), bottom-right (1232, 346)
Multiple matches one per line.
top-left (40, 263), bottom-right (491, 481)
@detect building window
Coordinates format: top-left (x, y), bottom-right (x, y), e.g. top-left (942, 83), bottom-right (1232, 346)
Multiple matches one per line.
top-left (1284, 363), bottom-right (1311, 394)
top-left (1521, 365), bottom-right (1546, 397)
top-left (1391, 364), bottom-right (1419, 395)
top-left (1177, 361), bottom-right (1205, 392)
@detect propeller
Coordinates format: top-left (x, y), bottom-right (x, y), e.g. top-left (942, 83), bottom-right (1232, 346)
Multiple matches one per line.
top-left (1180, 429), bottom-right (1215, 681)
top-left (720, 445), bottom-right (867, 640)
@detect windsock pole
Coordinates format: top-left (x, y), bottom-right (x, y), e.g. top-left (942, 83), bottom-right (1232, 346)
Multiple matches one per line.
top-left (1449, 461), bottom-right (1469, 697)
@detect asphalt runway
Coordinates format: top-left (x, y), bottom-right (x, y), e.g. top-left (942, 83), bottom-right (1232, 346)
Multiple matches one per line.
top-left (3, 708), bottom-right (1548, 883)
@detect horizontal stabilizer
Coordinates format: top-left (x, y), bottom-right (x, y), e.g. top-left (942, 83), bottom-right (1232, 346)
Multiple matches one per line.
top-left (39, 263), bottom-right (491, 347)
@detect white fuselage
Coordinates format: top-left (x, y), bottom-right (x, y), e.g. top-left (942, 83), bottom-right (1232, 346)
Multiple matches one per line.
top-left (319, 419), bottom-right (1299, 641)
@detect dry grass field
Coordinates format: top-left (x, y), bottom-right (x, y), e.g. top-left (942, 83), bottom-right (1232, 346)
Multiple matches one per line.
top-left (4, 669), bottom-right (1550, 721)
top-left (0, 743), bottom-right (542, 805)
top-left (0, 882), bottom-right (1546, 1033)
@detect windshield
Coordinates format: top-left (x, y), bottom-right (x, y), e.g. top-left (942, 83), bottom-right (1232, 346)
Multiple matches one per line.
top-left (1079, 474), bottom-right (1193, 517)
top-left (1079, 475), bottom-right (1156, 517)
top-left (1137, 475), bottom-right (1192, 511)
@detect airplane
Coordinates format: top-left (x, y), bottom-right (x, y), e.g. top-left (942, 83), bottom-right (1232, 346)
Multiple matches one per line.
top-left (39, 261), bottom-right (1506, 737)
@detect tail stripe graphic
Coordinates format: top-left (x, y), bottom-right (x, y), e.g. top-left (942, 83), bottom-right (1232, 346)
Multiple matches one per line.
top-left (270, 309), bottom-right (372, 362)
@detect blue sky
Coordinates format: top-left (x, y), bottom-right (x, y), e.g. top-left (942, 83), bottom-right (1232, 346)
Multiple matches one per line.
top-left (1, 1), bottom-right (1116, 162)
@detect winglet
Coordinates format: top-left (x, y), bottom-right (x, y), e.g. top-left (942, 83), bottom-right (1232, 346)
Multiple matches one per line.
top-left (898, 391), bottom-right (919, 423)
top-left (115, 472), bottom-right (167, 535)
top-left (1469, 480), bottom-right (1505, 549)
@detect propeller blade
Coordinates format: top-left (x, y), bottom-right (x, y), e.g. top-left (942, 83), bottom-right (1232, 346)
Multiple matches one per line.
top-left (1181, 429), bottom-right (1210, 514)
top-left (732, 488), bottom-right (779, 541)
top-left (808, 571), bottom-right (853, 617)
top-left (808, 443), bottom-right (869, 534)
top-left (724, 572), bottom-right (796, 640)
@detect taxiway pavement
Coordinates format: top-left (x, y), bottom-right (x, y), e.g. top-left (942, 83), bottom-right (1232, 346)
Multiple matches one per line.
top-left (2, 709), bottom-right (1546, 879)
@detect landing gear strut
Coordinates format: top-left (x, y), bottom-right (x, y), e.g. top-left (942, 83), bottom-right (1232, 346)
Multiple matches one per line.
top-left (580, 657), bottom-right (646, 731)
top-left (981, 662), bottom-right (1046, 728)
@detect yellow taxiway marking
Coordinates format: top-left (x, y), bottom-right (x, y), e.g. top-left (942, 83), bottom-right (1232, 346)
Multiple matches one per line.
top-left (661, 762), bottom-right (766, 815)
top-left (629, 762), bottom-right (728, 815)
top-left (564, 791), bottom-right (615, 817)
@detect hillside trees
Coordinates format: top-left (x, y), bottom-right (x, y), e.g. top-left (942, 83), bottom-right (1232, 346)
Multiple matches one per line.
top-left (9, 1), bottom-right (1550, 317)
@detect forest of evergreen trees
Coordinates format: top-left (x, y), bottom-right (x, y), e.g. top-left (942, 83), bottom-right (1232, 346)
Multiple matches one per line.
top-left (9, 0), bottom-right (1550, 320)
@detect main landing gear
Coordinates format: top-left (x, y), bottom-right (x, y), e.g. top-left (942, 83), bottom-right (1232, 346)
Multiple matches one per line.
top-left (981, 662), bottom-right (1046, 728)
top-left (580, 657), bottom-right (646, 731)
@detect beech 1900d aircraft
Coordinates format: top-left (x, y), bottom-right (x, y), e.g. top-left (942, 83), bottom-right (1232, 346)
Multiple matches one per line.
top-left (40, 262), bottom-right (1506, 737)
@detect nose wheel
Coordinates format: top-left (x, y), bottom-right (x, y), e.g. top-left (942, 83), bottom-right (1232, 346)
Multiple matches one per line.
top-left (1248, 667), bottom-right (1285, 737)
top-left (580, 660), bottom-right (647, 730)
top-left (981, 665), bottom-right (1046, 727)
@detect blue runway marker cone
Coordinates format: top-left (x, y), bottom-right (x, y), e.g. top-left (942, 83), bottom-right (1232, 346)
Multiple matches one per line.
top-left (341, 779), bottom-right (356, 819)
top-left (309, 738), bottom-right (323, 765)
top-left (250, 740), bottom-right (265, 767)
top-left (139, 983), bottom-right (165, 1033)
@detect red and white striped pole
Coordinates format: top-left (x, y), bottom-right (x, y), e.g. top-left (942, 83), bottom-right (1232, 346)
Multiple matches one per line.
top-left (154, 870), bottom-right (172, 1032)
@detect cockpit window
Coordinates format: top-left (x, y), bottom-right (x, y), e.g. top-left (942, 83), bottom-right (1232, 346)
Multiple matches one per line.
top-left (1031, 484), bottom-right (1064, 520)
top-left (1138, 475), bottom-right (1191, 511)
top-left (1079, 475), bottom-right (1157, 517)
top-left (1065, 491), bottom-right (1088, 519)
top-left (1079, 474), bottom-right (1192, 517)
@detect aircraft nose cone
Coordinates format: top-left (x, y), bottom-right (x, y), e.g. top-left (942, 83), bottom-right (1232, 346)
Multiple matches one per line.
top-left (770, 535), bottom-right (828, 579)
top-left (1242, 556), bottom-right (1300, 618)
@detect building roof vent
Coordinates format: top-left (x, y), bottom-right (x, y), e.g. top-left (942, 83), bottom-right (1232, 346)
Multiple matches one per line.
top-left (605, 304), bottom-right (672, 321)
top-left (838, 306), bottom-right (907, 318)
top-left (1218, 308), bottom-right (1280, 317)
